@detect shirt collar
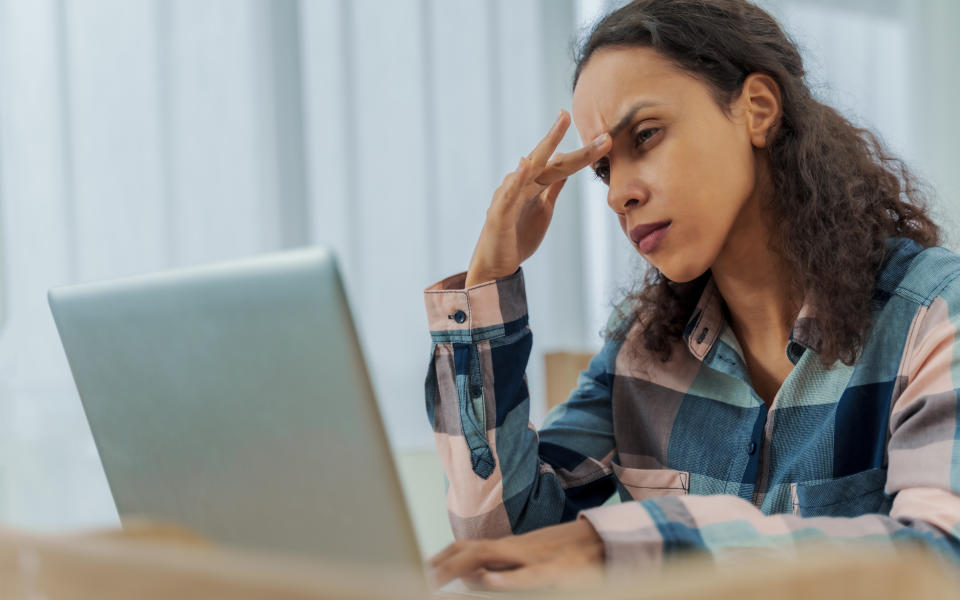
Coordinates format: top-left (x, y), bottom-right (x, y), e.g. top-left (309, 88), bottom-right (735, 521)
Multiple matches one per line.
top-left (681, 238), bottom-right (926, 366)
top-left (682, 276), bottom-right (822, 366)
top-left (786, 303), bottom-right (822, 364)
top-left (682, 278), bottom-right (725, 362)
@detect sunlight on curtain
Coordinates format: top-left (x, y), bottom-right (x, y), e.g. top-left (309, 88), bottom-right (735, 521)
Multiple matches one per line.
top-left (299, 0), bottom-right (588, 447)
top-left (0, 0), bottom-right (585, 531)
top-left (0, 0), bottom-right (956, 534)
top-left (0, 0), bottom-right (305, 530)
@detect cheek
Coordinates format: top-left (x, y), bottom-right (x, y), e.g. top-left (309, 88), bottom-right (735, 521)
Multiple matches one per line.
top-left (669, 129), bottom-right (754, 234)
top-left (645, 129), bottom-right (756, 281)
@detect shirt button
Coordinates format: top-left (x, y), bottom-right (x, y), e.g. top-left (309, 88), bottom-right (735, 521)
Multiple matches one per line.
top-left (747, 441), bottom-right (757, 455)
top-left (452, 310), bottom-right (467, 324)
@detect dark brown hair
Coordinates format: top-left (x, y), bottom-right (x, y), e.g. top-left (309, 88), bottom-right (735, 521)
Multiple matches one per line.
top-left (574, 0), bottom-right (940, 366)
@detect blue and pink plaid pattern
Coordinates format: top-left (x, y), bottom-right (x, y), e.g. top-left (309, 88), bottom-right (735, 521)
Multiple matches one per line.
top-left (423, 237), bottom-right (960, 568)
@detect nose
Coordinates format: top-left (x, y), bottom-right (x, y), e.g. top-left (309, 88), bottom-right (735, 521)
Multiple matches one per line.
top-left (607, 195), bottom-right (642, 213)
top-left (606, 165), bottom-right (647, 214)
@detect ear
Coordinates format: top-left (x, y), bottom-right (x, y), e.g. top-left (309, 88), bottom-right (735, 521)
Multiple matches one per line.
top-left (741, 73), bottom-right (782, 148)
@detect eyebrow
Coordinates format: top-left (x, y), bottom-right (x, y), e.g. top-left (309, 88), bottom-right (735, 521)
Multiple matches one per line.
top-left (591, 101), bottom-right (661, 172)
top-left (606, 101), bottom-right (661, 139)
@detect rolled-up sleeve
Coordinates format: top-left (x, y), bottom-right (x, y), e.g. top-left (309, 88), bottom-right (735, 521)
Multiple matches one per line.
top-left (424, 268), bottom-right (618, 539)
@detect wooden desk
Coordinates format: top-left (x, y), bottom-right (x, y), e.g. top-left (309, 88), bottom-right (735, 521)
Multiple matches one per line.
top-left (1, 524), bottom-right (957, 599)
top-left (0, 524), bottom-right (427, 599)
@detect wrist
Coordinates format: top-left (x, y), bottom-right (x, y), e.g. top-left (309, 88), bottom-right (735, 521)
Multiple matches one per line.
top-left (465, 268), bottom-right (505, 288)
top-left (464, 272), bottom-right (489, 288)
top-left (572, 517), bottom-right (606, 566)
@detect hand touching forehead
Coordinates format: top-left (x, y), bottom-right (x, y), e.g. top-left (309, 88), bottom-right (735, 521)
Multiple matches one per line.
top-left (571, 46), bottom-right (691, 147)
top-left (568, 45), bottom-right (769, 285)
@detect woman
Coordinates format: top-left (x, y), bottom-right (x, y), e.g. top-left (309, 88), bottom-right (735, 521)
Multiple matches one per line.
top-left (423, 0), bottom-right (960, 589)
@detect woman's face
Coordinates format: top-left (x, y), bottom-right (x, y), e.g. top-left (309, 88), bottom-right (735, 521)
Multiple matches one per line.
top-left (572, 46), bottom-right (764, 283)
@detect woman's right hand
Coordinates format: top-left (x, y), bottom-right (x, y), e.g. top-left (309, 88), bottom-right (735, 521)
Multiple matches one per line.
top-left (464, 109), bottom-right (611, 288)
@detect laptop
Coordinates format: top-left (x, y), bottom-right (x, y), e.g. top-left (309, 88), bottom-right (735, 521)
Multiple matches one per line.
top-left (47, 248), bottom-right (432, 576)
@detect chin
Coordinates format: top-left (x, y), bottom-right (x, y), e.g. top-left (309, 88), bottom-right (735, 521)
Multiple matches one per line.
top-left (648, 256), bottom-right (711, 284)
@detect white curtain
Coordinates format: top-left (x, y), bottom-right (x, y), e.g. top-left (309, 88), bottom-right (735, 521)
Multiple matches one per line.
top-left (0, 0), bottom-right (957, 532)
top-left (0, 0), bottom-right (588, 530)
top-left (298, 0), bottom-right (590, 444)
top-left (0, 0), bottom-right (315, 530)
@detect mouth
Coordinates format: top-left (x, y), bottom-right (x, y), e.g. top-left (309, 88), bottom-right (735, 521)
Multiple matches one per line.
top-left (629, 220), bottom-right (672, 254)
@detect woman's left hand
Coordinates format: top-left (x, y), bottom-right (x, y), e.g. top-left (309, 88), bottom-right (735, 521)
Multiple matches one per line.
top-left (428, 518), bottom-right (606, 591)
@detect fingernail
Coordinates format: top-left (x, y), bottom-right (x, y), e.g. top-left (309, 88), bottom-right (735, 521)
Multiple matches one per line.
top-left (555, 109), bottom-right (565, 124)
top-left (592, 133), bottom-right (609, 148)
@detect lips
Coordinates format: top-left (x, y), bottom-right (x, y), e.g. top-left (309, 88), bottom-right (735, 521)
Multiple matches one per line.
top-left (629, 221), bottom-right (672, 245)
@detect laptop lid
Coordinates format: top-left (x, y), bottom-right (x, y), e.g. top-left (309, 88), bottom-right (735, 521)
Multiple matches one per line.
top-left (48, 247), bottom-right (422, 569)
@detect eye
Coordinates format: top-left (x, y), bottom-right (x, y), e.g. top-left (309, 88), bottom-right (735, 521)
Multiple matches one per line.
top-left (592, 160), bottom-right (609, 185)
top-left (635, 127), bottom-right (661, 148)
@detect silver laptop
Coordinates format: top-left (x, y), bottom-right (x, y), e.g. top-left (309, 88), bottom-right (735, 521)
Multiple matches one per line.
top-left (47, 248), bottom-right (426, 571)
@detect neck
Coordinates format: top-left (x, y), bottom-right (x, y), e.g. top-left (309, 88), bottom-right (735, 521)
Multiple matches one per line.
top-left (711, 194), bottom-right (799, 350)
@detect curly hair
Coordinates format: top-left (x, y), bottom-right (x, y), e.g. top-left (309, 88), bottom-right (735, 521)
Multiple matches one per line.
top-left (573, 0), bottom-right (941, 366)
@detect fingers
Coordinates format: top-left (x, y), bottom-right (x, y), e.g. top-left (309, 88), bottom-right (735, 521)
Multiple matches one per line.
top-left (477, 560), bottom-right (603, 592)
top-left (491, 109), bottom-right (608, 220)
top-left (526, 110), bottom-right (571, 171)
top-left (534, 132), bottom-right (610, 187)
top-left (486, 158), bottom-right (532, 221)
top-left (542, 177), bottom-right (567, 211)
top-left (427, 525), bottom-right (605, 592)
top-left (428, 540), bottom-right (464, 568)
top-left (428, 540), bottom-right (524, 589)
top-left (477, 562), bottom-right (556, 591)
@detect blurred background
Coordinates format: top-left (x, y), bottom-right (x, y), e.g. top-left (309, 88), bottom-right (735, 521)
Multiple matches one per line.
top-left (0, 0), bottom-right (957, 553)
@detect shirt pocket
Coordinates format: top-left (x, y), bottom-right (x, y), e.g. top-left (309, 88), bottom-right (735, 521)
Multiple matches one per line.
top-left (791, 467), bottom-right (891, 518)
top-left (612, 460), bottom-right (690, 502)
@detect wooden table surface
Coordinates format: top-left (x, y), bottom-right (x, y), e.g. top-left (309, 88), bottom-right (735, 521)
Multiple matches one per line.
top-left (1, 523), bottom-right (957, 599)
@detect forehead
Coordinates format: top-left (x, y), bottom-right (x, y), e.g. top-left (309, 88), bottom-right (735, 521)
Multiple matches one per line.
top-left (571, 46), bottom-right (698, 141)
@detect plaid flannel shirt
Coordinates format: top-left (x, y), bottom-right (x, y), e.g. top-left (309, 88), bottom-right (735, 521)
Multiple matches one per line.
top-left (423, 237), bottom-right (960, 569)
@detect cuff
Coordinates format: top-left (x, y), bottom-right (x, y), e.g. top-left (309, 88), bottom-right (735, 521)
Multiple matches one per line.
top-left (423, 268), bottom-right (527, 335)
top-left (579, 501), bottom-right (666, 572)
